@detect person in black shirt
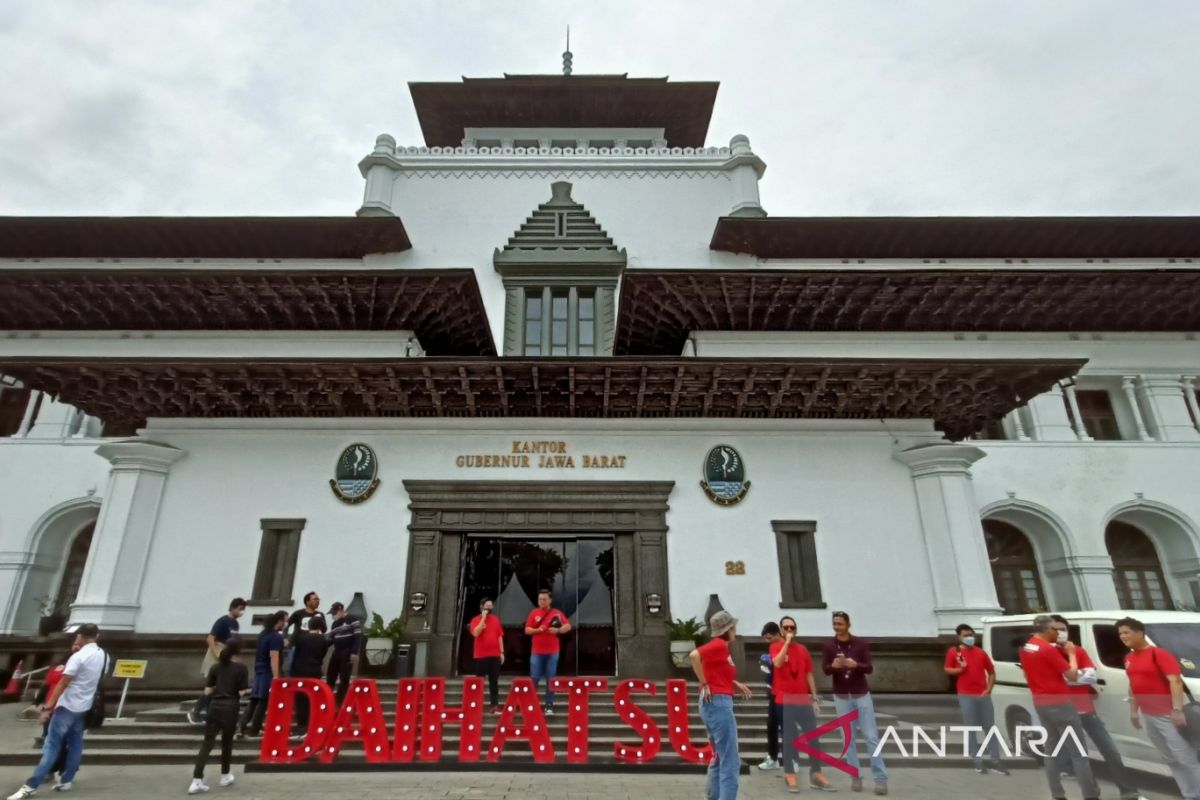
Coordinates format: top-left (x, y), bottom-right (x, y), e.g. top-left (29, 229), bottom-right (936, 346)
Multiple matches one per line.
top-left (188, 640), bottom-right (248, 795)
top-left (290, 613), bottom-right (329, 734)
top-left (238, 610), bottom-right (287, 738)
top-left (284, 591), bottom-right (324, 676)
top-left (188, 598), bottom-right (245, 725)
top-left (325, 602), bottom-right (361, 706)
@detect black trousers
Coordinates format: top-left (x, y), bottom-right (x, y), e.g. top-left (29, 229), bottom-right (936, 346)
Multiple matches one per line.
top-left (238, 696), bottom-right (266, 735)
top-left (475, 656), bottom-right (502, 707)
top-left (291, 670), bottom-right (323, 730)
top-left (326, 650), bottom-right (354, 706)
top-left (766, 696), bottom-right (781, 761)
top-left (193, 699), bottom-right (238, 779)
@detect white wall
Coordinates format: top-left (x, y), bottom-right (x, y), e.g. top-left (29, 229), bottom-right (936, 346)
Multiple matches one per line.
top-left (130, 417), bottom-right (942, 638)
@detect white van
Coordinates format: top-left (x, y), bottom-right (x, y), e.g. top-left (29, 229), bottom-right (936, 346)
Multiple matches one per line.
top-left (983, 610), bottom-right (1200, 776)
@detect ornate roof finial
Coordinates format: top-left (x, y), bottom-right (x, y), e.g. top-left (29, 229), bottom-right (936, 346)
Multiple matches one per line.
top-left (562, 25), bottom-right (573, 76)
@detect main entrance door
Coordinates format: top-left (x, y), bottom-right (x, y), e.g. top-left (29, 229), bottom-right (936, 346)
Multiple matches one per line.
top-left (456, 536), bottom-right (617, 676)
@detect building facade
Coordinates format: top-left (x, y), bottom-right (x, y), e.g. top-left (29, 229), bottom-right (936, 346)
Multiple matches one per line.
top-left (1, 68), bottom-right (1199, 688)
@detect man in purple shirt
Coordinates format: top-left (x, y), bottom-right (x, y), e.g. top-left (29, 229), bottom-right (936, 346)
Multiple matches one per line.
top-left (822, 611), bottom-right (887, 795)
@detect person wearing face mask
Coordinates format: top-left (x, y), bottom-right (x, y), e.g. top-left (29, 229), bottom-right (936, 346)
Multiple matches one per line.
top-left (944, 624), bottom-right (1008, 775)
top-left (1019, 614), bottom-right (1099, 800)
top-left (1049, 615), bottom-right (1147, 800)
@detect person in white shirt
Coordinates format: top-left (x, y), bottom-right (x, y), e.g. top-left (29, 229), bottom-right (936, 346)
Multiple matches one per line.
top-left (8, 624), bottom-right (106, 799)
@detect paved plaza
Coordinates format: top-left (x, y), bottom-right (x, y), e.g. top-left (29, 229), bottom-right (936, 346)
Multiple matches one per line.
top-left (0, 763), bottom-right (1184, 799)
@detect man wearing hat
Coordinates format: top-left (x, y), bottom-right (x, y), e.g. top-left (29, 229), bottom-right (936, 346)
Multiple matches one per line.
top-left (326, 602), bottom-right (361, 706)
top-left (691, 610), bottom-right (753, 800)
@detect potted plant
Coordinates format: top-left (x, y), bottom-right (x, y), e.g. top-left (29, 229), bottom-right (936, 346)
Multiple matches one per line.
top-left (363, 613), bottom-right (406, 666)
top-left (667, 617), bottom-right (706, 668)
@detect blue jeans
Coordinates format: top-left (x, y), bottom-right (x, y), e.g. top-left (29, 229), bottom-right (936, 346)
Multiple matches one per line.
top-left (834, 693), bottom-right (887, 784)
top-left (529, 652), bottom-right (559, 707)
top-left (27, 707), bottom-right (87, 788)
top-left (700, 694), bottom-right (740, 800)
top-left (957, 694), bottom-right (1000, 765)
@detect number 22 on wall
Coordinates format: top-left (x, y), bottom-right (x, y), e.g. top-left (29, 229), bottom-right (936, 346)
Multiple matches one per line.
top-left (724, 560), bottom-right (746, 575)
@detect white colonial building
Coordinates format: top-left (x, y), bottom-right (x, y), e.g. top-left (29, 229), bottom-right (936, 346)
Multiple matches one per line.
top-left (1, 65), bottom-right (1198, 688)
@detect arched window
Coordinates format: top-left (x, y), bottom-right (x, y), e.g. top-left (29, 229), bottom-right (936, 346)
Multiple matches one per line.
top-left (51, 524), bottom-right (94, 618)
top-left (1106, 521), bottom-right (1173, 610)
top-left (983, 519), bottom-right (1048, 614)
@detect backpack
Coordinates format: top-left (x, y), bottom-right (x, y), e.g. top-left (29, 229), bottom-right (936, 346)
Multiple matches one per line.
top-left (1149, 647), bottom-right (1200, 749)
top-left (84, 649), bottom-right (109, 730)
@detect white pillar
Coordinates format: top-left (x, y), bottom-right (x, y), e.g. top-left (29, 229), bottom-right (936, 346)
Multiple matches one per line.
top-left (1061, 383), bottom-right (1092, 441)
top-left (1010, 410), bottom-right (1030, 441)
top-left (1135, 375), bottom-right (1200, 441)
top-left (894, 443), bottom-right (1003, 632)
top-left (1025, 385), bottom-right (1077, 441)
top-left (1183, 376), bottom-right (1200, 435)
top-left (26, 396), bottom-right (79, 439)
top-left (1121, 376), bottom-right (1154, 441)
top-left (356, 134), bottom-right (397, 218)
top-left (68, 440), bottom-right (186, 630)
top-left (726, 134), bottom-right (767, 218)
top-left (15, 390), bottom-right (41, 436)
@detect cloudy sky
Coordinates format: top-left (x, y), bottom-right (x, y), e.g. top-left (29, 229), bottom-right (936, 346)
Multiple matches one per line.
top-left (1, 1), bottom-right (1196, 217)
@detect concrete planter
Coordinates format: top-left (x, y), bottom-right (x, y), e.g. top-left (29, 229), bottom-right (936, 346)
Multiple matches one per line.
top-left (670, 639), bottom-right (694, 669)
top-left (364, 637), bottom-right (394, 666)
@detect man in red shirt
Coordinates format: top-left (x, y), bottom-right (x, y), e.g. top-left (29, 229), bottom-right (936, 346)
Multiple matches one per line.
top-left (524, 589), bottom-right (571, 715)
top-left (1118, 616), bottom-right (1200, 800)
top-left (943, 623), bottom-right (1007, 774)
top-left (1050, 615), bottom-right (1142, 799)
top-left (1018, 614), bottom-right (1099, 800)
top-left (469, 597), bottom-right (505, 713)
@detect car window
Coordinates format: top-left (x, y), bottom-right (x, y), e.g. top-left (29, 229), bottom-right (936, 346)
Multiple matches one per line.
top-left (989, 625), bottom-right (1030, 663)
top-left (1146, 623), bottom-right (1200, 678)
top-left (1092, 624), bottom-right (1127, 669)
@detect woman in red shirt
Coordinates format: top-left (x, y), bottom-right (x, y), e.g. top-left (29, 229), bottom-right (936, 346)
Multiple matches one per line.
top-left (772, 616), bottom-right (832, 792)
top-left (690, 610), bottom-right (752, 800)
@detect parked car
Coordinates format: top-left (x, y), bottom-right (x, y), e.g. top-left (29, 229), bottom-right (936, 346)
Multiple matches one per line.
top-left (983, 610), bottom-right (1200, 776)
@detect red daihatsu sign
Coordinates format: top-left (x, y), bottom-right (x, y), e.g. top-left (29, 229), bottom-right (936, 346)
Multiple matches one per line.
top-left (259, 677), bottom-right (715, 765)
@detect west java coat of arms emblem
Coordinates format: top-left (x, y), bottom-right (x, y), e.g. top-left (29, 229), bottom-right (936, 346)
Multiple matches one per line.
top-left (331, 443), bottom-right (380, 504)
top-left (701, 444), bottom-right (750, 506)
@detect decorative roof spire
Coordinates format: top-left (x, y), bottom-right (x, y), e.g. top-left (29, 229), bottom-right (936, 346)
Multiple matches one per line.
top-left (562, 26), bottom-right (573, 75)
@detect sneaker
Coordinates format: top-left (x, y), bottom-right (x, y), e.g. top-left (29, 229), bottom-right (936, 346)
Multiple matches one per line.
top-left (187, 779), bottom-right (210, 795)
top-left (873, 783), bottom-right (888, 797)
top-left (851, 777), bottom-right (863, 793)
top-left (974, 762), bottom-right (987, 774)
top-left (218, 774), bottom-right (234, 788)
top-left (810, 773), bottom-right (837, 791)
top-left (757, 757), bottom-right (779, 770)
top-left (987, 762), bottom-right (1010, 776)
top-left (234, 729), bottom-right (244, 740)
top-left (543, 705), bottom-right (555, 716)
top-left (784, 774), bottom-right (800, 794)
top-left (6, 787), bottom-right (36, 800)
top-left (489, 705), bottom-right (502, 715)
top-left (50, 780), bottom-right (71, 793)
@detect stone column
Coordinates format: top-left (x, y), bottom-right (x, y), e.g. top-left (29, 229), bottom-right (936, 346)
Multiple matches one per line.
top-left (1025, 385), bottom-right (1076, 441)
top-left (726, 134), bottom-right (767, 218)
top-left (26, 396), bottom-right (80, 439)
top-left (356, 134), bottom-right (397, 218)
top-left (1009, 410), bottom-right (1031, 441)
top-left (1121, 377), bottom-right (1154, 441)
top-left (14, 390), bottom-right (39, 436)
top-left (1183, 376), bottom-right (1200, 435)
top-left (1061, 383), bottom-right (1092, 441)
top-left (1135, 375), bottom-right (1200, 441)
top-left (67, 440), bottom-right (186, 630)
top-left (894, 443), bottom-right (1003, 632)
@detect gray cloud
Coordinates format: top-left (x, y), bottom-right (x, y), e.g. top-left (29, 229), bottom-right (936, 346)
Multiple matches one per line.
top-left (0, 0), bottom-right (1197, 216)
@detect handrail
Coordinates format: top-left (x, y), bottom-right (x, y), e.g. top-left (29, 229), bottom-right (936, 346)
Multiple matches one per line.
top-left (21, 666), bottom-right (51, 701)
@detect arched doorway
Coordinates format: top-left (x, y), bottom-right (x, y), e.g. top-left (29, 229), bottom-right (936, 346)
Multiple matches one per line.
top-left (1106, 521), bottom-right (1173, 610)
top-left (4, 498), bottom-right (100, 635)
top-left (983, 519), bottom-right (1048, 614)
top-left (42, 524), bottom-right (95, 633)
